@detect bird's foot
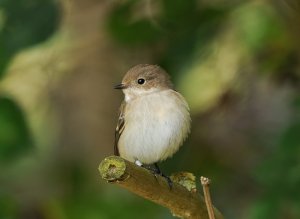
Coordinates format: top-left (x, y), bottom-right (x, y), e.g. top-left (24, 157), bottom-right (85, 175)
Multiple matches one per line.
top-left (134, 160), bottom-right (143, 167)
top-left (159, 172), bottom-right (173, 189)
top-left (134, 160), bottom-right (173, 189)
top-left (151, 163), bottom-right (173, 189)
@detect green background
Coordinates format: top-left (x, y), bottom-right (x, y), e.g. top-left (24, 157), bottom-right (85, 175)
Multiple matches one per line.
top-left (1, 0), bottom-right (300, 218)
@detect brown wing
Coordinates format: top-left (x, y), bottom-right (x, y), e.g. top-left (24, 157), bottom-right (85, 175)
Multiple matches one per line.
top-left (114, 101), bottom-right (126, 156)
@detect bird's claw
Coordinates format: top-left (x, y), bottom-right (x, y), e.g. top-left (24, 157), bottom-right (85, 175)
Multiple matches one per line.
top-left (145, 165), bottom-right (173, 189)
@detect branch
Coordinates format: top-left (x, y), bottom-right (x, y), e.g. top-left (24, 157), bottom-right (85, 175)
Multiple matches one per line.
top-left (201, 177), bottom-right (215, 219)
top-left (98, 156), bottom-right (224, 219)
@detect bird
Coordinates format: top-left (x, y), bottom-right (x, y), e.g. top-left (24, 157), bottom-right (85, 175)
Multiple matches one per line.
top-left (114, 64), bottom-right (191, 182)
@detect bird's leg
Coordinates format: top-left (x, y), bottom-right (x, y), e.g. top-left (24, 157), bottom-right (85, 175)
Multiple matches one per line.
top-left (135, 160), bottom-right (156, 172)
top-left (134, 160), bottom-right (143, 167)
top-left (134, 160), bottom-right (172, 189)
top-left (153, 163), bottom-right (161, 174)
top-left (135, 159), bottom-right (156, 172)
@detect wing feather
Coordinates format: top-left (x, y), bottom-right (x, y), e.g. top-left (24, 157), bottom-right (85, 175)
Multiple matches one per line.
top-left (114, 102), bottom-right (126, 156)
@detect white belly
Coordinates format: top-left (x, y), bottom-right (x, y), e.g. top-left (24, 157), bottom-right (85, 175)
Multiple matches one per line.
top-left (118, 90), bottom-right (190, 164)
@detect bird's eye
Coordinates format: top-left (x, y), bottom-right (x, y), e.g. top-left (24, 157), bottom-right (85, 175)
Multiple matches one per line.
top-left (137, 78), bottom-right (145, 84)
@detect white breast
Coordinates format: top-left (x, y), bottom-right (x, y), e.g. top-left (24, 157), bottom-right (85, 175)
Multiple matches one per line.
top-left (118, 89), bottom-right (191, 164)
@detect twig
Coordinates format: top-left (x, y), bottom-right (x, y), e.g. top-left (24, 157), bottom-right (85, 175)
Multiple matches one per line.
top-left (99, 156), bottom-right (224, 219)
top-left (200, 177), bottom-right (215, 219)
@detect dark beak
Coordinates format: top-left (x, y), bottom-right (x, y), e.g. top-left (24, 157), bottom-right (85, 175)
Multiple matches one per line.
top-left (114, 83), bottom-right (127, 89)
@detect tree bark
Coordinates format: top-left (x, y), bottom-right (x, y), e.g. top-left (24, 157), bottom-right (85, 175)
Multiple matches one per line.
top-left (98, 156), bottom-right (224, 219)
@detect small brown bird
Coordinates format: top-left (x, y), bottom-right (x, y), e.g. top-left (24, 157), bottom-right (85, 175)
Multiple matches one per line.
top-left (114, 64), bottom-right (191, 179)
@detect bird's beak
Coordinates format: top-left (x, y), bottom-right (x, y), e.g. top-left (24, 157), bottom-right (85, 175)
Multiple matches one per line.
top-left (114, 83), bottom-right (127, 89)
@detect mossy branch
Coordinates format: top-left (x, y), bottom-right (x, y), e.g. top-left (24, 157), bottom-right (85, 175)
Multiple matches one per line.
top-left (98, 156), bottom-right (224, 219)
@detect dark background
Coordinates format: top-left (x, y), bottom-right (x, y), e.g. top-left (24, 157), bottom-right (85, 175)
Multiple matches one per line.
top-left (0, 0), bottom-right (300, 218)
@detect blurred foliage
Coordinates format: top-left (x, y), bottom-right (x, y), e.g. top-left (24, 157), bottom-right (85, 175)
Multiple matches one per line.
top-left (250, 97), bottom-right (300, 219)
top-left (0, 0), bottom-right (300, 219)
top-left (107, 0), bottom-right (162, 44)
top-left (0, 0), bottom-right (60, 78)
top-left (0, 97), bottom-right (32, 162)
top-left (107, 0), bottom-right (229, 75)
top-left (0, 0), bottom-right (60, 218)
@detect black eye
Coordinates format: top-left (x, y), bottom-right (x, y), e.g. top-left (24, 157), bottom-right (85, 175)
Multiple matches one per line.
top-left (137, 78), bottom-right (145, 84)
